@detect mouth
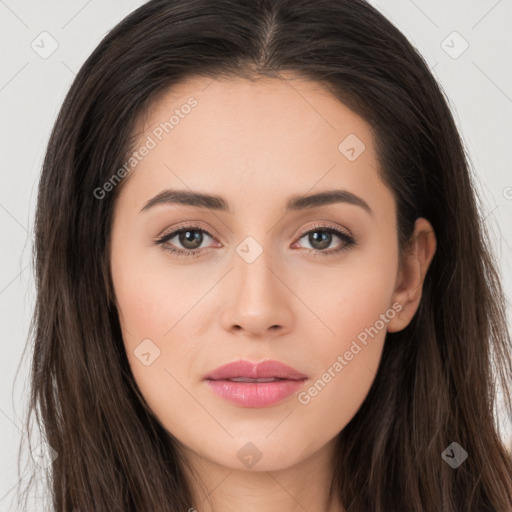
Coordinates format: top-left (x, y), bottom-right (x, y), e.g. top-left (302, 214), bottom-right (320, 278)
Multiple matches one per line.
top-left (204, 359), bottom-right (308, 381)
top-left (220, 377), bottom-right (287, 382)
top-left (203, 359), bottom-right (308, 407)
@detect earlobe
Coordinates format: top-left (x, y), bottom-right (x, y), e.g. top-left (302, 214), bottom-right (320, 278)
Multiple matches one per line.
top-left (387, 218), bottom-right (437, 333)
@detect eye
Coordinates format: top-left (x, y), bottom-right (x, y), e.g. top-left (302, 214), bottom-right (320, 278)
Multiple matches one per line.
top-left (293, 223), bottom-right (356, 256)
top-left (154, 224), bottom-right (219, 257)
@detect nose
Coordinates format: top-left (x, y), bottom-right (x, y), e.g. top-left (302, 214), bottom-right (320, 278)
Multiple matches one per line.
top-left (219, 248), bottom-right (295, 339)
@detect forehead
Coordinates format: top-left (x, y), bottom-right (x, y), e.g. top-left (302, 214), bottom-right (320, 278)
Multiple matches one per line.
top-left (140, 73), bottom-right (373, 152)
top-left (116, 73), bottom-right (388, 217)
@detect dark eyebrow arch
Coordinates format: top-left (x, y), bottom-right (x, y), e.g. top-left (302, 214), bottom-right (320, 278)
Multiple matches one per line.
top-left (140, 189), bottom-right (229, 213)
top-left (140, 188), bottom-right (373, 216)
top-left (286, 190), bottom-right (373, 216)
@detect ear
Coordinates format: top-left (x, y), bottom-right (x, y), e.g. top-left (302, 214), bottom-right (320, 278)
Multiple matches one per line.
top-left (387, 218), bottom-right (437, 333)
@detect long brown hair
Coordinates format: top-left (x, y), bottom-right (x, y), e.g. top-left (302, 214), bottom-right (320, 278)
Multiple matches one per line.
top-left (16, 0), bottom-right (512, 510)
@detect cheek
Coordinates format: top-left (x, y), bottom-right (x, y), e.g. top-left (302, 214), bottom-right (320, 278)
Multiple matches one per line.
top-left (293, 299), bottom-right (391, 447)
top-left (111, 243), bottom-right (207, 337)
top-left (110, 253), bottom-right (201, 427)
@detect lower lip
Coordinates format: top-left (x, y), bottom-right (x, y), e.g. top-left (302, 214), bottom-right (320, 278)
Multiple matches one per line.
top-left (204, 378), bottom-right (307, 407)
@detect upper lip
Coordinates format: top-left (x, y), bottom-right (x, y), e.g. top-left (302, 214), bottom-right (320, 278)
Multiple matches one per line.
top-left (204, 359), bottom-right (308, 381)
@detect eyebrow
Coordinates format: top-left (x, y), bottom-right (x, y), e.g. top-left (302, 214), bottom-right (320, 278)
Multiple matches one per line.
top-left (140, 188), bottom-right (373, 216)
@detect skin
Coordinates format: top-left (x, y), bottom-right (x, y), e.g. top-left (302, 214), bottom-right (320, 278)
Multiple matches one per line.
top-left (109, 72), bottom-right (436, 512)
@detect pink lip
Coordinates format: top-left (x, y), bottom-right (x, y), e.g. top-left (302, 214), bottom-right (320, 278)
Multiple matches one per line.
top-left (203, 359), bottom-right (308, 408)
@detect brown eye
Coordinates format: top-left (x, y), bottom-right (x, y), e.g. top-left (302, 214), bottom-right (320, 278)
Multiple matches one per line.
top-left (304, 230), bottom-right (334, 250)
top-left (175, 229), bottom-right (204, 250)
top-left (154, 226), bottom-right (217, 257)
top-left (294, 224), bottom-right (356, 256)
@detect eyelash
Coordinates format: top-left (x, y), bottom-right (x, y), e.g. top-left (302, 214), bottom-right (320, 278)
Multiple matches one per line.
top-left (153, 222), bottom-right (356, 258)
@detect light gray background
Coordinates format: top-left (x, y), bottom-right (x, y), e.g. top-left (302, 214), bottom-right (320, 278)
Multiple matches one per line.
top-left (1, 0), bottom-right (511, 509)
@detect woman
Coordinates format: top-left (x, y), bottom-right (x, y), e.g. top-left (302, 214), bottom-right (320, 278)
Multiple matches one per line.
top-left (19, 0), bottom-right (512, 510)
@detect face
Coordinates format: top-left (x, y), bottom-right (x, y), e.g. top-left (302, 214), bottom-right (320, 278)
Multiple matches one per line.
top-left (109, 73), bottom-right (412, 473)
